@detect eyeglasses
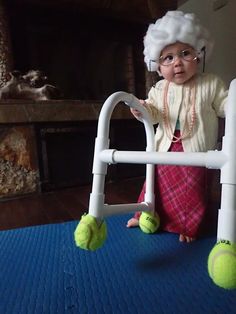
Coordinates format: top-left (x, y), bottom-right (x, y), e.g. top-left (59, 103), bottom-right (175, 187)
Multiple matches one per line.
top-left (159, 49), bottom-right (198, 66)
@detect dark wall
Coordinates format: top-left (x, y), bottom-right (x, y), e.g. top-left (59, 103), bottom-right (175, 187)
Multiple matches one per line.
top-left (6, 2), bottom-right (147, 100)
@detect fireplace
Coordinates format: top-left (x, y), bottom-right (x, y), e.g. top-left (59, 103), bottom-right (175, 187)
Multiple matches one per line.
top-left (0, 1), bottom-right (177, 197)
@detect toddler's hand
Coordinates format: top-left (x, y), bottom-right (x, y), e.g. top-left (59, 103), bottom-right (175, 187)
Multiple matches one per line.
top-left (130, 99), bottom-right (146, 119)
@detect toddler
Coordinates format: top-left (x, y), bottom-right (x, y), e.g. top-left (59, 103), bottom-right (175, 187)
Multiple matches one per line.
top-left (126, 11), bottom-right (228, 242)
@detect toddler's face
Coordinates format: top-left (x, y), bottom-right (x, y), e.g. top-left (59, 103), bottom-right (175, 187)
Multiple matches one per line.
top-left (158, 42), bottom-right (199, 84)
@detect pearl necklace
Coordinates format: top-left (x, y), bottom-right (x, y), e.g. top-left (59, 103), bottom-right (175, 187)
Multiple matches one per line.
top-left (162, 80), bottom-right (196, 143)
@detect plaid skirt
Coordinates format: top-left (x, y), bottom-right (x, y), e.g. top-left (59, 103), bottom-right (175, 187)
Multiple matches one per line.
top-left (135, 133), bottom-right (209, 238)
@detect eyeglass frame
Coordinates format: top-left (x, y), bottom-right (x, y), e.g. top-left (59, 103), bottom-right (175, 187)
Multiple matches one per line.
top-left (158, 48), bottom-right (199, 66)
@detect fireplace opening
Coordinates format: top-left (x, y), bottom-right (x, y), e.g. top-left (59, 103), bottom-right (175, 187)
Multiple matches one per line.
top-left (35, 120), bottom-right (146, 192)
top-left (35, 122), bottom-right (97, 191)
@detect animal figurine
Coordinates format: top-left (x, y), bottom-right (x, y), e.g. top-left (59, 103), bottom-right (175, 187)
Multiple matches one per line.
top-left (0, 70), bottom-right (60, 100)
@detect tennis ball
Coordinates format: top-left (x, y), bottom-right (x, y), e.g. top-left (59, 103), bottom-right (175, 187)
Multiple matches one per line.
top-left (74, 213), bottom-right (107, 251)
top-left (139, 211), bottom-right (160, 234)
top-left (208, 240), bottom-right (236, 289)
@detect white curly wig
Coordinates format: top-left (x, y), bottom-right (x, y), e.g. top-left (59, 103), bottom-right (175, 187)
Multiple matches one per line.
top-left (144, 10), bottom-right (214, 72)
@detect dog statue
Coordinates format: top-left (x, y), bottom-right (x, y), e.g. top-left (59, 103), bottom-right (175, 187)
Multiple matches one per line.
top-left (0, 70), bottom-right (60, 100)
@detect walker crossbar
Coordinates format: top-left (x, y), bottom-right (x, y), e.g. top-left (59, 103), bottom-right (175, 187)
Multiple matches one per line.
top-left (89, 79), bottom-right (236, 243)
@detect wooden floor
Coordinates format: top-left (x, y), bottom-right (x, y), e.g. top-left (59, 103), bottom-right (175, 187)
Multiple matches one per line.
top-left (0, 177), bottom-right (144, 231)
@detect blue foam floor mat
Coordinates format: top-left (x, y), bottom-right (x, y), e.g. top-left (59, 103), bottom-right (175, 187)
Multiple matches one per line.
top-left (0, 215), bottom-right (236, 314)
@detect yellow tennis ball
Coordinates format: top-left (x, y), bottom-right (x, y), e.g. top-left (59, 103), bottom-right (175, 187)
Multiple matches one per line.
top-left (208, 240), bottom-right (236, 289)
top-left (139, 211), bottom-right (160, 234)
top-left (74, 214), bottom-right (107, 251)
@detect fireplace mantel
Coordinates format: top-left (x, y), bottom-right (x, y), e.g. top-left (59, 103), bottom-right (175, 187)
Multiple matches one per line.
top-left (0, 99), bottom-right (132, 124)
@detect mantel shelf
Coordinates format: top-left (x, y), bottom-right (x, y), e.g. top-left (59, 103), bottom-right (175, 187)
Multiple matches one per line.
top-left (0, 99), bottom-right (132, 124)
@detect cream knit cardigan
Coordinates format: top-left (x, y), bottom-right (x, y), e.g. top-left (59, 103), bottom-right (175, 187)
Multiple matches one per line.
top-left (144, 73), bottom-right (228, 152)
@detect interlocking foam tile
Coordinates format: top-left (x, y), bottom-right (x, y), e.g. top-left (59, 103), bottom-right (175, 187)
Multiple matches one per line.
top-left (1, 215), bottom-right (236, 313)
top-left (0, 223), bottom-right (65, 313)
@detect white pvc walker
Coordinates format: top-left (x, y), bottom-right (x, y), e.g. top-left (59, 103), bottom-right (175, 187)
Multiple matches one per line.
top-left (88, 79), bottom-right (236, 245)
top-left (75, 79), bottom-right (236, 288)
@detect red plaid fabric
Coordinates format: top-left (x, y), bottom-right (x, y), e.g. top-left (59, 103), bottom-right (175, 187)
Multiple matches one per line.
top-left (135, 132), bottom-right (209, 238)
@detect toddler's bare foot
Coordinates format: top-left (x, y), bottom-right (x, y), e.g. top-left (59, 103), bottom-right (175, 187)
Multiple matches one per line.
top-left (126, 218), bottom-right (139, 228)
top-left (179, 234), bottom-right (196, 243)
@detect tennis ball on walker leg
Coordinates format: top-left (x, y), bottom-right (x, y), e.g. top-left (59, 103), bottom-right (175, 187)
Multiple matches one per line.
top-left (74, 214), bottom-right (107, 251)
top-left (139, 211), bottom-right (160, 234)
top-left (208, 240), bottom-right (236, 289)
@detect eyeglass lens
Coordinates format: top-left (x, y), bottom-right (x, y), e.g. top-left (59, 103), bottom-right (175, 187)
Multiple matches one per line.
top-left (159, 49), bottom-right (197, 66)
